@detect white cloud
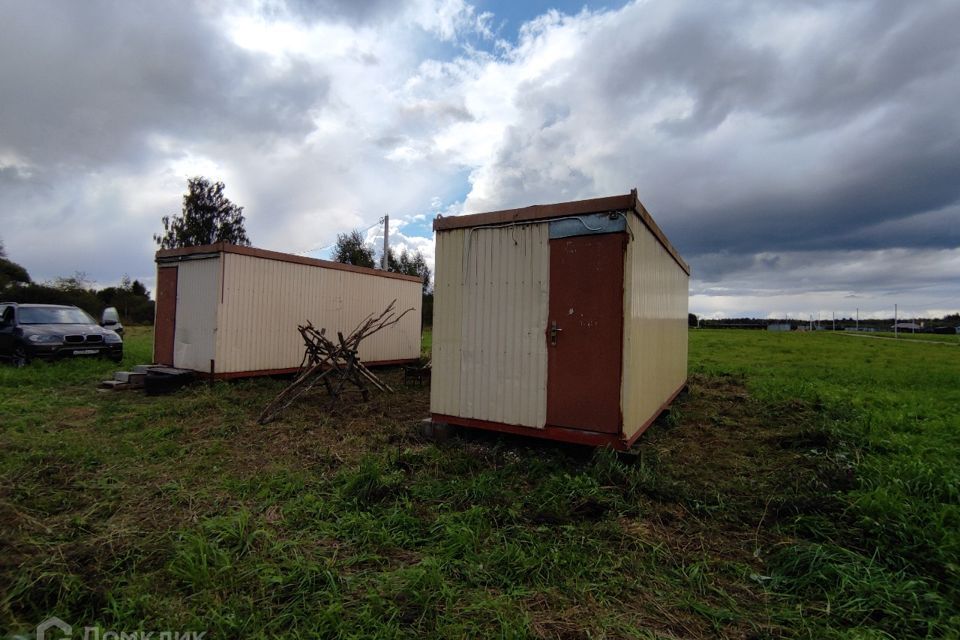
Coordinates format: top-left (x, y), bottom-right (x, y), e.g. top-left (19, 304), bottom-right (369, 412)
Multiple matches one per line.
top-left (412, 0), bottom-right (494, 42)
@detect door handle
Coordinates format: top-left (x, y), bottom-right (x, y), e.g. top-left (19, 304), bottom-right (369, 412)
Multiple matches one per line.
top-left (550, 320), bottom-right (563, 346)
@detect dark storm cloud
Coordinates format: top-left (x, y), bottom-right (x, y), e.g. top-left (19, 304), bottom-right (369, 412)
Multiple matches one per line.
top-left (690, 248), bottom-right (960, 304)
top-left (596, 8), bottom-right (781, 136)
top-left (839, 204), bottom-right (960, 251)
top-left (0, 1), bottom-right (328, 171)
top-left (766, 2), bottom-right (960, 129)
top-left (666, 106), bottom-right (960, 256)
top-left (0, 166), bottom-right (34, 188)
top-left (594, 2), bottom-right (959, 137)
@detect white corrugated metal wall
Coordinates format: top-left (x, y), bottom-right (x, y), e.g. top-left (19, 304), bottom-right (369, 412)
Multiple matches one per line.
top-left (430, 224), bottom-right (550, 427)
top-left (173, 257), bottom-right (220, 372)
top-left (213, 253), bottom-right (421, 374)
top-left (430, 228), bottom-right (465, 417)
top-left (620, 219), bottom-right (689, 440)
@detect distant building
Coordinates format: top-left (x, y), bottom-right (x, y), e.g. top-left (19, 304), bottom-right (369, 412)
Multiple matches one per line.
top-left (767, 323), bottom-right (791, 332)
top-left (892, 322), bottom-right (922, 331)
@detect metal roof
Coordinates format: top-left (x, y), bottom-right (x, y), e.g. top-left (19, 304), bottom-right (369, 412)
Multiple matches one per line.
top-left (155, 242), bottom-right (423, 284)
top-left (432, 189), bottom-right (689, 275)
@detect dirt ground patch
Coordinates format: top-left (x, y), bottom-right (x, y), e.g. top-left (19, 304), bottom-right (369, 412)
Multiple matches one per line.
top-left (222, 368), bottom-right (431, 473)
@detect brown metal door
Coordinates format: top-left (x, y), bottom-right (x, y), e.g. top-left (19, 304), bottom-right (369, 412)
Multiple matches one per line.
top-left (546, 233), bottom-right (625, 433)
top-left (154, 266), bottom-right (178, 365)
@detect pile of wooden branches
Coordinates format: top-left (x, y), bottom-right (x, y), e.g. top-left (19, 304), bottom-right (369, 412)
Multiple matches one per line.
top-left (257, 299), bottom-right (414, 425)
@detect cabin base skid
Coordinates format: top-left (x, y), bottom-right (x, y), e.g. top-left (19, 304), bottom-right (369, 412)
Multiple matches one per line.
top-left (166, 358), bottom-right (422, 380)
top-left (431, 381), bottom-right (687, 450)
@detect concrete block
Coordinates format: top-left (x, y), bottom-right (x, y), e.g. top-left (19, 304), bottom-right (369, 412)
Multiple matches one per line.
top-left (421, 419), bottom-right (454, 442)
top-left (114, 371), bottom-right (145, 386)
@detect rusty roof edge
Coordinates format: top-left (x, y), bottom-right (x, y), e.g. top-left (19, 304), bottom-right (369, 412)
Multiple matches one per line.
top-left (154, 243), bottom-right (424, 284)
top-left (432, 190), bottom-right (690, 276)
top-left (432, 193), bottom-right (635, 232)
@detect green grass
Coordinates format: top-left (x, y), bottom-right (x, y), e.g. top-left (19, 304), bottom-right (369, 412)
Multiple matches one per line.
top-left (421, 327), bottom-right (432, 359)
top-left (1, 328), bottom-right (957, 638)
top-left (692, 330), bottom-right (960, 637)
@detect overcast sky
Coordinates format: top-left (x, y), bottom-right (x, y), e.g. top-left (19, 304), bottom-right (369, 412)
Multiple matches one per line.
top-left (1, 0), bottom-right (957, 319)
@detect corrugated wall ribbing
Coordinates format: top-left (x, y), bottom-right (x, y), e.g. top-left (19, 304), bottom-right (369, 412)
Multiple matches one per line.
top-left (214, 254), bottom-right (421, 374)
top-left (431, 224), bottom-right (549, 428)
top-left (173, 258), bottom-right (220, 371)
top-left (621, 220), bottom-right (689, 440)
top-left (430, 229), bottom-right (464, 417)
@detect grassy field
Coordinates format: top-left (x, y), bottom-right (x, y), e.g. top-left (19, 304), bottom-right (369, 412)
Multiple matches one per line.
top-left (1, 328), bottom-right (958, 638)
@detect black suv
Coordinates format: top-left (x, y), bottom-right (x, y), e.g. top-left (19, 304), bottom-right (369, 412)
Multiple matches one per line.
top-left (0, 303), bottom-right (123, 366)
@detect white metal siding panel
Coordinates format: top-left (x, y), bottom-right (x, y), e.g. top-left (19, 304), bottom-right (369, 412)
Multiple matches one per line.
top-left (173, 257), bottom-right (220, 371)
top-left (430, 229), bottom-right (465, 417)
top-left (213, 253), bottom-right (421, 374)
top-left (431, 224), bottom-right (549, 428)
top-left (621, 217), bottom-right (689, 440)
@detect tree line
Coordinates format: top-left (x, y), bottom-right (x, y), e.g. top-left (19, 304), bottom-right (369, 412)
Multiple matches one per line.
top-left (1, 239), bottom-right (155, 323)
top-left (692, 314), bottom-right (960, 330)
top-left (331, 229), bottom-right (433, 326)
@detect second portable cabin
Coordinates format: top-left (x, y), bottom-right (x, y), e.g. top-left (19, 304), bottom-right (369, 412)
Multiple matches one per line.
top-left (154, 243), bottom-right (423, 378)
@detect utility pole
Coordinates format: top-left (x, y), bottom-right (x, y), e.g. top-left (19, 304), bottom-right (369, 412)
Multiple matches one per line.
top-left (894, 303), bottom-right (898, 338)
top-left (856, 307), bottom-right (859, 331)
top-left (381, 215), bottom-right (389, 271)
top-left (832, 311), bottom-right (836, 332)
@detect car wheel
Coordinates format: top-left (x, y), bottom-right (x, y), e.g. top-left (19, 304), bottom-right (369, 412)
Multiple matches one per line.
top-left (11, 347), bottom-right (29, 368)
top-left (110, 353), bottom-right (124, 363)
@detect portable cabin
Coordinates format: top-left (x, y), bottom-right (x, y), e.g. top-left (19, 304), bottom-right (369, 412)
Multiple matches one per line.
top-left (154, 243), bottom-right (422, 378)
top-left (430, 190), bottom-right (689, 449)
